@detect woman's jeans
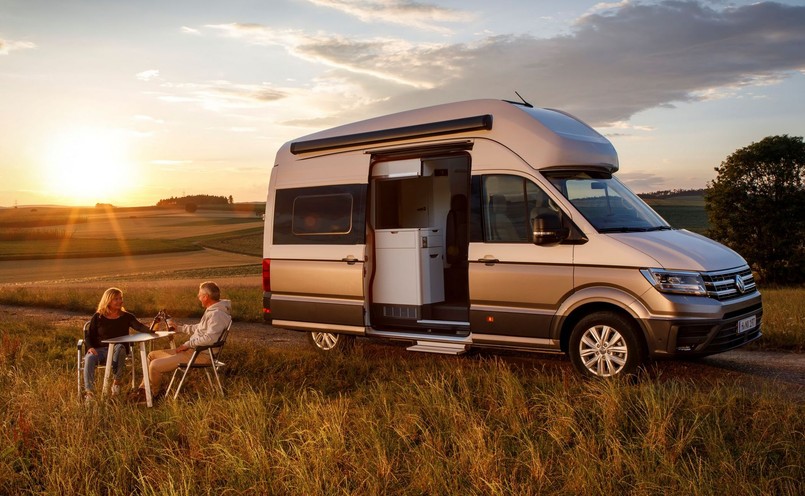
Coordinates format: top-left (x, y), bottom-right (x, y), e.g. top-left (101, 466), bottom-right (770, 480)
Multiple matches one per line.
top-left (83, 344), bottom-right (127, 392)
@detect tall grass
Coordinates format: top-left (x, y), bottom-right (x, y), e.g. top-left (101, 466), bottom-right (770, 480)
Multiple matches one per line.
top-left (758, 287), bottom-right (805, 351)
top-left (0, 312), bottom-right (802, 495)
top-left (0, 280), bottom-right (263, 322)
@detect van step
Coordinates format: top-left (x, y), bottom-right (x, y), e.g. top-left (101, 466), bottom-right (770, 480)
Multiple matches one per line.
top-left (406, 341), bottom-right (468, 355)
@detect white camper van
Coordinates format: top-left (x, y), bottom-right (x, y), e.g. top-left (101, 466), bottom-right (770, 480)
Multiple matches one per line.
top-left (262, 99), bottom-right (762, 377)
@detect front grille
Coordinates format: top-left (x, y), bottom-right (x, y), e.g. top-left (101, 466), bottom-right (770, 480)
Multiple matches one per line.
top-left (701, 266), bottom-right (756, 301)
top-left (673, 311), bottom-right (762, 354)
top-left (707, 320), bottom-right (762, 352)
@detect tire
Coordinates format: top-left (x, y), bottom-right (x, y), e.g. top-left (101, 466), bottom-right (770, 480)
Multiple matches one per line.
top-left (568, 311), bottom-right (645, 378)
top-left (307, 331), bottom-right (355, 355)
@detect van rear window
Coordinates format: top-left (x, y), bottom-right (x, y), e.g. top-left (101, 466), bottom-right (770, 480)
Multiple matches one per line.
top-left (273, 185), bottom-right (366, 245)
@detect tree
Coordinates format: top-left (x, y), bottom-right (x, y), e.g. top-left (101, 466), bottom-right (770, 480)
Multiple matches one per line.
top-left (185, 202), bottom-right (198, 213)
top-left (705, 135), bottom-right (805, 284)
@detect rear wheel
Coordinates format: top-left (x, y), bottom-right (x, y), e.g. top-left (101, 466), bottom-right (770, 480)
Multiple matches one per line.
top-left (308, 331), bottom-right (355, 355)
top-left (568, 311), bottom-right (644, 378)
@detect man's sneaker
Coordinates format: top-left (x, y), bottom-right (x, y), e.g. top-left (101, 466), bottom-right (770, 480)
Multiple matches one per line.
top-left (111, 384), bottom-right (121, 396)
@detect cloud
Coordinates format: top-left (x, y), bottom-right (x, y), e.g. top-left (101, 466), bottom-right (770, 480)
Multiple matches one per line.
top-left (306, 0), bottom-right (476, 33)
top-left (617, 171), bottom-right (669, 192)
top-left (132, 114), bottom-right (165, 124)
top-left (136, 69), bottom-right (160, 81)
top-left (385, 1), bottom-right (805, 125)
top-left (0, 38), bottom-right (36, 55)
top-left (206, 23), bottom-right (453, 89)
top-left (148, 79), bottom-right (288, 111)
top-left (199, 2), bottom-right (805, 127)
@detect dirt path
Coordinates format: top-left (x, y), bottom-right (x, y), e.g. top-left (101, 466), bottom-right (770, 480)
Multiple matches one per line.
top-left (3, 303), bottom-right (804, 390)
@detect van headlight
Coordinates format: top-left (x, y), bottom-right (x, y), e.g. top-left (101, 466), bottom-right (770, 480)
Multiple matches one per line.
top-left (640, 268), bottom-right (707, 296)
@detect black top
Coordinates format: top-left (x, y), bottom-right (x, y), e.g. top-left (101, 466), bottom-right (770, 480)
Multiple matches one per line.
top-left (86, 311), bottom-right (151, 349)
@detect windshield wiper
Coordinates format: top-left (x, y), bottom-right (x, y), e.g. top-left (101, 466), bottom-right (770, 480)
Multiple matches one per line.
top-left (599, 225), bottom-right (674, 233)
top-left (598, 227), bottom-right (650, 233)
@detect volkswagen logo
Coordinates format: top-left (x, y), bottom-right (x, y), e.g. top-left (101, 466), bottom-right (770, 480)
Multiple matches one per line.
top-left (735, 275), bottom-right (746, 294)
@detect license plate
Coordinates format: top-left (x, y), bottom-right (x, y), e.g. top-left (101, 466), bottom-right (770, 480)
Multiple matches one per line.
top-left (737, 315), bottom-right (756, 334)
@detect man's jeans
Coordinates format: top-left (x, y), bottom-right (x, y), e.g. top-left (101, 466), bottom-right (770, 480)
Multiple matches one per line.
top-left (83, 344), bottom-right (126, 392)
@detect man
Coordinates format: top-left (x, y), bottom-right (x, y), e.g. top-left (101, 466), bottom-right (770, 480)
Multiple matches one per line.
top-left (131, 281), bottom-right (232, 402)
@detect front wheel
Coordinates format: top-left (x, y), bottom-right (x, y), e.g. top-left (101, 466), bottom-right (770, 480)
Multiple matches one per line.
top-left (568, 311), bottom-right (644, 378)
top-left (308, 331), bottom-right (355, 355)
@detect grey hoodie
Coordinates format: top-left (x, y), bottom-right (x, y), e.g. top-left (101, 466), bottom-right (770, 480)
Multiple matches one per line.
top-left (178, 299), bottom-right (232, 348)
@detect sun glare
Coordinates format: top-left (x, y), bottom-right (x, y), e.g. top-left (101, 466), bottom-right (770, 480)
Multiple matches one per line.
top-left (42, 129), bottom-right (140, 205)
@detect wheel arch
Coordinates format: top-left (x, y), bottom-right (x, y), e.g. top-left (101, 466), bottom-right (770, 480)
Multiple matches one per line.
top-left (555, 290), bottom-right (651, 355)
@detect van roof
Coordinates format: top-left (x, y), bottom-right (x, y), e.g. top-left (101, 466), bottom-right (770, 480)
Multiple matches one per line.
top-left (277, 99), bottom-right (618, 171)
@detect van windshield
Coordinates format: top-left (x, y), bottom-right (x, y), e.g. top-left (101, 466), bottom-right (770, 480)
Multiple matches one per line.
top-left (544, 171), bottom-right (671, 233)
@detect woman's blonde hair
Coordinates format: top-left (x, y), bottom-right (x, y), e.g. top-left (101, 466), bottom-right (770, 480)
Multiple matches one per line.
top-left (96, 287), bottom-right (125, 316)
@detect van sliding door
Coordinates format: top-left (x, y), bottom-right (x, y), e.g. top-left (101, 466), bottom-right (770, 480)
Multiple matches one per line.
top-left (269, 184), bottom-right (367, 332)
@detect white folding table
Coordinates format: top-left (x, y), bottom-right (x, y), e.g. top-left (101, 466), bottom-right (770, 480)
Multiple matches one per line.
top-left (101, 331), bottom-right (175, 407)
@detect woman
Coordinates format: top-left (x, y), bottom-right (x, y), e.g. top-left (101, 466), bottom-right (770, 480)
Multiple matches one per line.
top-left (83, 287), bottom-right (151, 400)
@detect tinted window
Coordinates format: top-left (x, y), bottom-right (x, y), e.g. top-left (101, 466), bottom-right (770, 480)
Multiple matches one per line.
top-left (273, 184), bottom-right (366, 244)
top-left (470, 175), bottom-right (560, 243)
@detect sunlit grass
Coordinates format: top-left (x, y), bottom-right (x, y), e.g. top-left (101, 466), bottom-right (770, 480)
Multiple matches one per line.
top-left (0, 312), bottom-right (802, 495)
top-left (0, 280), bottom-right (263, 322)
top-left (757, 287), bottom-right (805, 351)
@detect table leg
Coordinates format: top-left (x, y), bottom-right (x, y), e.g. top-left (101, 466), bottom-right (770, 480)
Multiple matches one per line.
top-left (140, 342), bottom-right (153, 407)
top-left (101, 343), bottom-right (114, 397)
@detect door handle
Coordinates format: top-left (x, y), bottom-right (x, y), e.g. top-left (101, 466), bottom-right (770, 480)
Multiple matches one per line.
top-left (341, 256), bottom-right (358, 265)
top-left (478, 256), bottom-right (499, 265)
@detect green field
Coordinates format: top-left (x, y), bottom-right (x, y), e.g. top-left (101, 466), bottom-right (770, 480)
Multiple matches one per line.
top-left (1, 309), bottom-right (802, 495)
top-left (0, 207), bottom-right (264, 261)
top-left (0, 199), bottom-right (802, 494)
top-left (0, 238), bottom-right (203, 260)
top-left (643, 195), bottom-right (710, 234)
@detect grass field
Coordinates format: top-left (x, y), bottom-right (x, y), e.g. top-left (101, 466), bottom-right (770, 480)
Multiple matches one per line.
top-left (0, 310), bottom-right (802, 495)
top-left (643, 196), bottom-right (710, 234)
top-left (0, 281), bottom-right (802, 350)
top-left (0, 278), bottom-right (262, 322)
top-left (0, 196), bottom-right (801, 494)
top-left (0, 207), bottom-right (264, 261)
top-left (0, 238), bottom-right (202, 260)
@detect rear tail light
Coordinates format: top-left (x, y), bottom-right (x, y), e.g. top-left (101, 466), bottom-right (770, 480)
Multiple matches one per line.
top-left (262, 258), bottom-right (271, 292)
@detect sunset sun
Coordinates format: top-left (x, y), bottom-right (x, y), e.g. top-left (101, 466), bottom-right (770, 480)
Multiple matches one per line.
top-left (42, 129), bottom-right (139, 204)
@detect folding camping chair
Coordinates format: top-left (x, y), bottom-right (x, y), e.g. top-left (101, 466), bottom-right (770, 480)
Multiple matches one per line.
top-left (165, 320), bottom-right (232, 399)
top-left (77, 320), bottom-right (135, 396)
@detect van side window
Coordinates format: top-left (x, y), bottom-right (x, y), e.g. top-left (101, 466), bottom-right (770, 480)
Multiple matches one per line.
top-left (273, 185), bottom-right (366, 245)
top-left (470, 175), bottom-right (557, 243)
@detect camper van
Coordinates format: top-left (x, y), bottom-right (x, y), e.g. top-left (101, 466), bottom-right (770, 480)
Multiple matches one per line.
top-left (262, 99), bottom-right (762, 377)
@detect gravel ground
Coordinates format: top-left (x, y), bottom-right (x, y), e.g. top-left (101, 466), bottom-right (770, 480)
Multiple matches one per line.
top-left (3, 303), bottom-right (803, 392)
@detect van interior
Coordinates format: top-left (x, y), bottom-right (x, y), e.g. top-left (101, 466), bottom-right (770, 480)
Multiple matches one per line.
top-left (369, 155), bottom-right (471, 334)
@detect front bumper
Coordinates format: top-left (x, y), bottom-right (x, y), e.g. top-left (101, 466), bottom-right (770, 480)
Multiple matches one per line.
top-left (642, 299), bottom-right (763, 358)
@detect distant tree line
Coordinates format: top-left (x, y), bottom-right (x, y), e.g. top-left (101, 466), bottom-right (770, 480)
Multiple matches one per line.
top-left (639, 188), bottom-right (706, 199)
top-left (156, 195), bottom-right (231, 207)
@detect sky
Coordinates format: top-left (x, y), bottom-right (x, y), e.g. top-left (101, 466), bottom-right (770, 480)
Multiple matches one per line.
top-left (1, 0), bottom-right (804, 207)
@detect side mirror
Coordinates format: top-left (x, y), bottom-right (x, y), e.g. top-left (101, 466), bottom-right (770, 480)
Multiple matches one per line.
top-left (532, 214), bottom-right (569, 245)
